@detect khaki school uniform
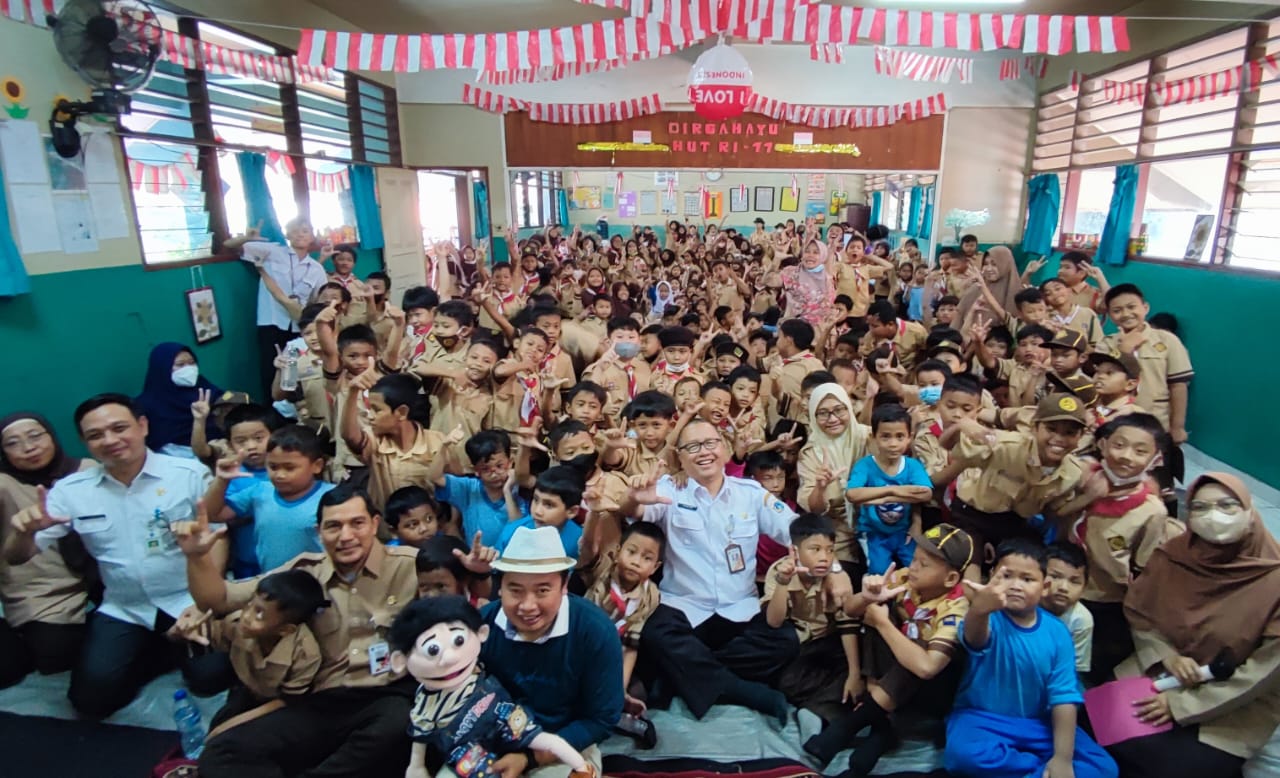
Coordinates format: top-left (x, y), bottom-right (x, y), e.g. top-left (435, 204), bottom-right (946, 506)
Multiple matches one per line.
top-left (412, 338), bottom-right (471, 427)
top-left (648, 362), bottom-right (702, 398)
top-left (491, 366), bottom-right (542, 432)
top-left (1096, 323), bottom-right (1194, 430)
top-left (859, 320), bottom-right (929, 372)
top-left (764, 559), bottom-right (860, 713)
top-left (350, 424), bottom-right (451, 513)
top-left (0, 470), bottom-right (92, 628)
top-left (328, 377), bottom-right (375, 479)
top-left (995, 358), bottom-right (1039, 406)
top-left (770, 351), bottom-right (823, 425)
top-left (763, 560), bottom-right (858, 644)
top-left (558, 319), bottom-right (602, 366)
top-left (541, 346), bottom-right (578, 407)
top-left (1091, 396), bottom-right (1146, 428)
top-left (1068, 281), bottom-right (1103, 313)
top-left (223, 543), bottom-right (420, 691)
top-left (613, 444), bottom-right (669, 481)
top-left (1078, 492), bottom-right (1183, 603)
top-left (578, 316), bottom-right (609, 343)
top-left (477, 290), bottom-right (522, 335)
top-left (1048, 305), bottom-right (1102, 348)
top-left (583, 358), bottom-right (651, 423)
top-left (580, 470), bottom-right (632, 569)
top-left (430, 380), bottom-right (493, 439)
top-left (207, 613), bottom-right (323, 700)
top-left (584, 573), bottom-right (660, 649)
top-left (951, 430), bottom-right (1084, 518)
top-left (912, 422), bottom-right (949, 479)
top-left (368, 310), bottom-right (397, 355)
top-left (797, 434), bottom-right (872, 566)
top-left (750, 290), bottom-right (780, 314)
top-left (711, 279), bottom-right (745, 312)
top-left (861, 568), bottom-right (968, 703)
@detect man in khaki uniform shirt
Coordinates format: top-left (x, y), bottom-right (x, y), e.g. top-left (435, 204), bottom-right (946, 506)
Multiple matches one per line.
top-left (180, 483), bottom-right (419, 778)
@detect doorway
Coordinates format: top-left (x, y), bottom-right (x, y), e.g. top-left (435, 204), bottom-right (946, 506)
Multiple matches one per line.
top-left (416, 168), bottom-right (489, 251)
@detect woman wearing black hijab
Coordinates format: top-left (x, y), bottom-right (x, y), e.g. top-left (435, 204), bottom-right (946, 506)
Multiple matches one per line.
top-left (0, 412), bottom-right (93, 688)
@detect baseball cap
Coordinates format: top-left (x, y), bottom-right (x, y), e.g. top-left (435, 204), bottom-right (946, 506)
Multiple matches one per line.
top-left (212, 391), bottom-right (252, 408)
top-left (713, 341), bottom-right (748, 361)
top-left (657, 326), bottom-right (697, 348)
top-left (1044, 329), bottom-right (1087, 353)
top-left (1033, 393), bottom-right (1090, 426)
top-left (1046, 372), bottom-right (1098, 407)
top-left (1086, 351), bottom-right (1140, 380)
top-left (916, 523), bottom-right (974, 571)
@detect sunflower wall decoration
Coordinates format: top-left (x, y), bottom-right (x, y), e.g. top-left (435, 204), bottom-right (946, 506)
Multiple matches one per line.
top-left (2, 76), bottom-right (28, 119)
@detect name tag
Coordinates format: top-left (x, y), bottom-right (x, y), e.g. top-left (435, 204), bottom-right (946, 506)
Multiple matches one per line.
top-left (74, 514), bottom-right (107, 523)
top-left (677, 503), bottom-right (698, 511)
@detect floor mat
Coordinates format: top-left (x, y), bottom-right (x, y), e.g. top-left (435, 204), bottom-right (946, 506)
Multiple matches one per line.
top-left (0, 710), bottom-right (177, 777)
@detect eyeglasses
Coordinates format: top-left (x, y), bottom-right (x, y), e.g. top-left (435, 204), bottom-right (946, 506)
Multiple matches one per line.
top-left (2, 429), bottom-right (49, 450)
top-left (1188, 498), bottom-right (1245, 517)
top-left (677, 438), bottom-right (723, 455)
top-left (814, 407), bottom-right (850, 423)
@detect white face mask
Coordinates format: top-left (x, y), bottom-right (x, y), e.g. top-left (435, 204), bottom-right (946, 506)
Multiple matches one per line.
top-left (172, 364), bottom-right (199, 388)
top-left (1100, 458), bottom-right (1150, 487)
top-left (1189, 509), bottom-right (1251, 545)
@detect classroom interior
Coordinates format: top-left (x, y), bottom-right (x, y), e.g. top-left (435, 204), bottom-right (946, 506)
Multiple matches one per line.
top-left (0, 0), bottom-right (1277, 776)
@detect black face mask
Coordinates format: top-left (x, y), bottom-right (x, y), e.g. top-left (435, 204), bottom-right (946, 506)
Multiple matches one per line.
top-left (561, 452), bottom-right (599, 475)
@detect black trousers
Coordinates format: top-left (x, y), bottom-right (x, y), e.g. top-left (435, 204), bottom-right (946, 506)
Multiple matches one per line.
top-left (1083, 600), bottom-right (1133, 684)
top-left (257, 324), bottom-right (296, 401)
top-left (0, 618), bottom-right (85, 689)
top-left (1107, 725), bottom-right (1244, 778)
top-left (67, 610), bottom-right (233, 718)
top-left (639, 605), bottom-right (799, 719)
top-left (199, 679), bottom-right (416, 778)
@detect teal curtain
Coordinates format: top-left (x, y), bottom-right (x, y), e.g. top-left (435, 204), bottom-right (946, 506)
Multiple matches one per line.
top-left (907, 187), bottom-right (923, 237)
top-left (920, 185), bottom-right (934, 240)
top-left (1022, 173), bottom-right (1062, 257)
top-left (235, 152), bottom-right (285, 244)
top-left (347, 165), bottom-right (384, 250)
top-left (0, 162), bottom-right (30, 296)
top-left (556, 188), bottom-right (570, 228)
top-left (473, 179), bottom-right (490, 240)
top-left (1097, 165), bottom-right (1139, 266)
top-left (870, 191), bottom-right (883, 226)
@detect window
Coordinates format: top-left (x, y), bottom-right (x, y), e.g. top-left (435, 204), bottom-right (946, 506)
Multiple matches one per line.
top-left (1070, 167), bottom-right (1116, 236)
top-left (1141, 156), bottom-right (1228, 262)
top-left (117, 16), bottom-right (400, 265)
top-left (513, 171), bottom-right (562, 229)
top-left (882, 188), bottom-right (902, 232)
top-left (1230, 150), bottom-right (1280, 272)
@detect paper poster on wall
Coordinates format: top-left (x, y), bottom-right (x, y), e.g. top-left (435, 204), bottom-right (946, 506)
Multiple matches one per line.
top-left (682, 192), bottom-right (701, 216)
top-left (602, 190), bottom-right (615, 210)
top-left (8, 184), bottom-right (60, 253)
top-left (807, 174), bottom-right (826, 200)
top-left (704, 191), bottom-right (724, 219)
top-left (1183, 215), bottom-right (1214, 261)
top-left (88, 183), bottom-right (130, 239)
top-left (83, 133), bottom-right (121, 184)
top-left (730, 187), bottom-right (748, 212)
top-left (639, 191), bottom-right (658, 216)
top-left (754, 186), bottom-right (774, 212)
top-left (780, 186), bottom-right (799, 212)
top-left (53, 191), bottom-right (98, 253)
top-left (805, 202), bottom-right (826, 223)
top-left (0, 120), bottom-right (51, 185)
top-left (660, 191), bottom-right (677, 215)
top-left (45, 139), bottom-right (87, 191)
top-left (618, 191), bottom-right (638, 218)
top-left (655, 171), bottom-right (678, 188)
top-left (829, 190), bottom-right (848, 216)
top-left (570, 186), bottom-right (601, 209)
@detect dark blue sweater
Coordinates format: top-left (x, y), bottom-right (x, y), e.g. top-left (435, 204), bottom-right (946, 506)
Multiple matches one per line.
top-left (479, 594), bottom-right (623, 751)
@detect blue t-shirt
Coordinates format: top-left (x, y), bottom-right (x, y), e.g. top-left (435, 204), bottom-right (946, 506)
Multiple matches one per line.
top-left (907, 286), bottom-right (925, 322)
top-left (954, 608), bottom-right (1083, 720)
top-left (225, 466), bottom-right (270, 578)
top-left (225, 480), bottom-right (334, 570)
top-left (437, 474), bottom-right (527, 548)
top-left (846, 455), bottom-right (931, 534)
top-left (496, 514), bottom-right (582, 559)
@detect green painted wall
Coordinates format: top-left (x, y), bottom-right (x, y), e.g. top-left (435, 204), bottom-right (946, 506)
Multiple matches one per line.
top-left (0, 248), bottom-right (383, 458)
top-left (1026, 256), bottom-right (1280, 490)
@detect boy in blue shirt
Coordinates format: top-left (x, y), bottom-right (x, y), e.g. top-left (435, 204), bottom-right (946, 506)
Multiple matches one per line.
top-left (426, 429), bottom-right (525, 548)
top-left (845, 404), bottom-right (934, 574)
top-left (497, 465), bottom-right (585, 559)
top-left (206, 425), bottom-right (335, 571)
top-left (219, 404), bottom-right (285, 577)
top-left (946, 539), bottom-right (1117, 778)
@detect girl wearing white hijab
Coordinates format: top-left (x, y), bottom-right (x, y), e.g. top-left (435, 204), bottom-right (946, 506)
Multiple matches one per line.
top-left (798, 383), bottom-right (872, 571)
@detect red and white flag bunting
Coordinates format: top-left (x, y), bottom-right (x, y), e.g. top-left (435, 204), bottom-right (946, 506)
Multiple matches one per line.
top-left (0, 0), bottom-right (59, 27)
top-left (1078, 53), bottom-right (1278, 107)
top-left (809, 43), bottom-right (845, 64)
top-left (477, 58), bottom-right (626, 85)
top-left (461, 84), bottom-right (663, 123)
top-left (747, 92), bottom-right (947, 129)
top-left (666, 177), bottom-right (676, 198)
top-left (874, 46), bottom-right (972, 84)
top-left (789, 175), bottom-right (799, 199)
top-left (307, 168), bottom-right (351, 193)
top-left (128, 160), bottom-right (192, 194)
top-left (999, 56), bottom-right (1049, 80)
top-left (613, 172), bottom-right (624, 197)
top-left (265, 151), bottom-right (298, 176)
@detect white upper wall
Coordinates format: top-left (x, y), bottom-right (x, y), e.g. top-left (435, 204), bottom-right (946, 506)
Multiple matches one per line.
top-left (397, 43), bottom-right (1036, 108)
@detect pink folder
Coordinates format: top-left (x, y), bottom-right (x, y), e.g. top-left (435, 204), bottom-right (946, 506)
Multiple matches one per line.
top-left (1083, 676), bottom-right (1173, 747)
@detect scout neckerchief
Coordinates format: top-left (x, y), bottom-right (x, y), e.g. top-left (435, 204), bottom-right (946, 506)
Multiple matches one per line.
top-left (900, 582), bottom-right (964, 640)
top-left (517, 372), bottom-right (540, 427)
top-left (623, 363), bottom-right (637, 399)
top-left (521, 272), bottom-right (540, 296)
top-left (1050, 305), bottom-right (1079, 329)
top-left (781, 352), bottom-right (816, 367)
top-left (607, 581), bottom-right (640, 636)
top-left (540, 345), bottom-right (560, 373)
top-left (1071, 465), bottom-right (1154, 544)
top-left (410, 324), bottom-right (433, 360)
top-left (1093, 396), bottom-right (1134, 426)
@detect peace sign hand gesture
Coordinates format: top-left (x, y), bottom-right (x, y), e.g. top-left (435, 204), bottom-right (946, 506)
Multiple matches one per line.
top-left (190, 388), bottom-right (212, 422)
top-left (172, 500), bottom-right (227, 558)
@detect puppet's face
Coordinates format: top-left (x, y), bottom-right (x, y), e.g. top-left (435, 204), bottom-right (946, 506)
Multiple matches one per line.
top-left (395, 619), bottom-right (489, 691)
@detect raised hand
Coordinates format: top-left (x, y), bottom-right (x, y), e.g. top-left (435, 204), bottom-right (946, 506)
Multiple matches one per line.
top-left (12, 485), bottom-right (71, 536)
top-left (214, 454), bottom-right (249, 482)
top-left (444, 424), bottom-right (467, 447)
top-left (166, 605), bottom-right (213, 646)
top-left (628, 474), bottom-right (673, 507)
top-left (453, 531), bottom-right (498, 575)
top-left (350, 364), bottom-right (380, 393)
top-left (583, 486), bottom-right (620, 515)
top-left (319, 242), bottom-right (336, 262)
top-left (172, 500), bottom-right (227, 558)
top-left (1025, 257), bottom-right (1047, 276)
top-left (968, 315), bottom-right (992, 345)
top-left (190, 388), bottom-right (212, 422)
top-left (386, 304), bottom-right (406, 326)
top-left (601, 428), bottom-right (636, 451)
top-left (961, 577), bottom-right (1009, 616)
top-left (861, 562), bottom-right (908, 603)
top-left (772, 552), bottom-right (797, 585)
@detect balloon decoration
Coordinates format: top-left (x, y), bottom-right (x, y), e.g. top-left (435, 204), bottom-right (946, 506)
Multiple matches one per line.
top-left (687, 40), bottom-right (753, 121)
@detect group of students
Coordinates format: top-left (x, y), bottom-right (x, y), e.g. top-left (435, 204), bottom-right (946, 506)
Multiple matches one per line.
top-left (0, 212), bottom-right (1276, 778)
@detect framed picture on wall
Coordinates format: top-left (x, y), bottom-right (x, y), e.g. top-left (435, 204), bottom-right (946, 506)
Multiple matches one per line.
top-left (683, 191), bottom-right (701, 216)
top-left (754, 186), bottom-right (774, 212)
top-left (730, 186), bottom-right (748, 212)
top-left (780, 186), bottom-right (800, 212)
top-left (186, 287), bottom-right (222, 344)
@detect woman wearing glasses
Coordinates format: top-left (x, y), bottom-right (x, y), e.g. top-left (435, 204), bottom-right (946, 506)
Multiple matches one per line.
top-left (621, 418), bottom-right (855, 725)
top-left (798, 384), bottom-right (871, 580)
top-left (1108, 473), bottom-right (1280, 778)
top-left (0, 412), bottom-right (93, 688)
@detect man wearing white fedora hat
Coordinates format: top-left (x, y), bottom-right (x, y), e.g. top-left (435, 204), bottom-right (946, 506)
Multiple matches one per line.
top-left (622, 418), bottom-right (855, 723)
top-left (441, 524), bottom-right (622, 778)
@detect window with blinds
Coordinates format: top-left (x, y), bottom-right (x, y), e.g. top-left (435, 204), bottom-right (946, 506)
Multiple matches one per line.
top-left (355, 79), bottom-right (399, 166)
top-left (1073, 61), bottom-right (1150, 168)
top-left (1032, 85), bottom-right (1077, 172)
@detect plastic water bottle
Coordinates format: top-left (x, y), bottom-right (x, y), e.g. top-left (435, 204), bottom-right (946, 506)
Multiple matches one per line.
top-left (173, 689), bottom-right (205, 759)
top-left (279, 346), bottom-right (300, 392)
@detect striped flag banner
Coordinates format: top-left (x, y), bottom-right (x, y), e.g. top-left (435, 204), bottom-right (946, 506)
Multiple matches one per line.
top-left (746, 92), bottom-right (947, 129)
top-left (127, 160), bottom-right (191, 194)
top-left (1083, 53), bottom-right (1279, 107)
top-left (307, 169), bottom-right (351, 192)
top-left (809, 43), bottom-right (845, 64)
top-left (477, 59), bottom-right (627, 85)
top-left (873, 46), bottom-right (972, 84)
top-left (460, 84), bottom-right (662, 123)
top-left (999, 56), bottom-right (1048, 80)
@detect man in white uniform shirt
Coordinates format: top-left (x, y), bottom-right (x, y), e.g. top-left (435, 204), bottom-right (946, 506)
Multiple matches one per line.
top-left (225, 218), bottom-right (329, 397)
top-left (622, 418), bottom-right (854, 722)
top-left (6, 394), bottom-right (230, 717)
